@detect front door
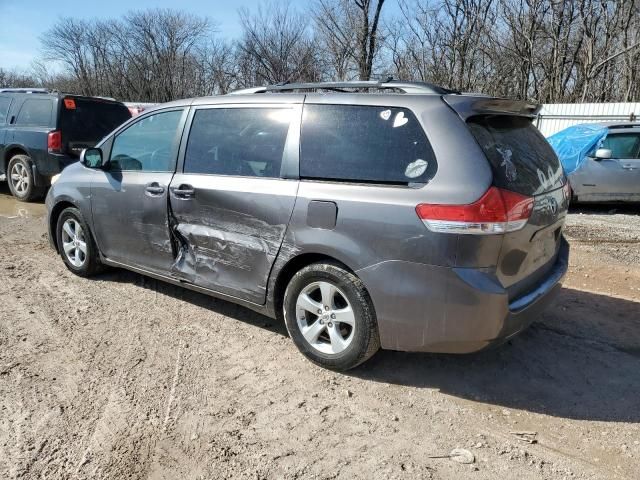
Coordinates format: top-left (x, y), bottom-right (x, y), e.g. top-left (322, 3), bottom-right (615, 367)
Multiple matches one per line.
top-left (603, 131), bottom-right (640, 199)
top-left (91, 108), bottom-right (187, 274)
top-left (169, 104), bottom-right (301, 304)
top-left (580, 131), bottom-right (640, 201)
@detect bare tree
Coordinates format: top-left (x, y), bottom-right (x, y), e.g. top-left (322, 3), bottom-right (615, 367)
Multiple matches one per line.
top-left (0, 68), bottom-right (39, 88)
top-left (41, 9), bottom-right (216, 102)
top-left (237, 2), bottom-right (320, 85)
top-left (314, 0), bottom-right (386, 80)
top-left (22, 1), bottom-right (640, 103)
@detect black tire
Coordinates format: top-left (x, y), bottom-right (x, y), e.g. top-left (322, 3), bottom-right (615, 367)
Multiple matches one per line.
top-left (283, 262), bottom-right (380, 371)
top-left (56, 207), bottom-right (102, 277)
top-left (7, 154), bottom-right (45, 202)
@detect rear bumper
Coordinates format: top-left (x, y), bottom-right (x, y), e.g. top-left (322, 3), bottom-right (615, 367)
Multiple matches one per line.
top-left (357, 237), bottom-right (569, 353)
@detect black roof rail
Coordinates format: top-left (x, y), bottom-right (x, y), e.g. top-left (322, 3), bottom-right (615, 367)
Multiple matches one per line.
top-left (229, 79), bottom-right (459, 95)
top-left (0, 87), bottom-right (50, 94)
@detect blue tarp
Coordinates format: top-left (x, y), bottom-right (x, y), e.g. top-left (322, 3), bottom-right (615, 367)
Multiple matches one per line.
top-left (547, 124), bottom-right (608, 174)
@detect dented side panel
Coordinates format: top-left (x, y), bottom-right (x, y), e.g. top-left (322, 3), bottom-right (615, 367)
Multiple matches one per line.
top-left (169, 174), bottom-right (298, 304)
top-left (91, 170), bottom-right (176, 274)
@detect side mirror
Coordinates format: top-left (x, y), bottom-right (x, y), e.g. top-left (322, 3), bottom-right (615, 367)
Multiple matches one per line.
top-left (594, 148), bottom-right (612, 160)
top-left (80, 148), bottom-right (103, 168)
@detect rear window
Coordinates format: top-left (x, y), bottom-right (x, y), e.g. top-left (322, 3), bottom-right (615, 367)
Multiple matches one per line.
top-left (16, 98), bottom-right (53, 126)
top-left (300, 104), bottom-right (437, 185)
top-left (467, 116), bottom-right (564, 196)
top-left (59, 97), bottom-right (131, 143)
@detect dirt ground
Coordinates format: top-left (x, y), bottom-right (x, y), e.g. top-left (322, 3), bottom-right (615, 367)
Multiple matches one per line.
top-left (0, 183), bottom-right (639, 480)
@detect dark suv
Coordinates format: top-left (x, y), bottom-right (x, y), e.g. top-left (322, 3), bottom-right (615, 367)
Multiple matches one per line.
top-left (46, 80), bottom-right (570, 370)
top-left (0, 88), bottom-right (131, 201)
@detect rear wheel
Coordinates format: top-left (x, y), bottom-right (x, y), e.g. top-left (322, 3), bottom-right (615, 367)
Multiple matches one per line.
top-left (7, 154), bottom-right (44, 202)
top-left (56, 207), bottom-right (102, 277)
top-left (283, 262), bottom-right (379, 371)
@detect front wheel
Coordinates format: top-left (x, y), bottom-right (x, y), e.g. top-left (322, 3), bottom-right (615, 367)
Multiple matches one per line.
top-left (283, 262), bottom-right (380, 371)
top-left (56, 207), bottom-right (102, 277)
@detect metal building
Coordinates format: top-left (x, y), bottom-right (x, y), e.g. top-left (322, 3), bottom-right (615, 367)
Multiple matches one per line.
top-left (535, 102), bottom-right (640, 137)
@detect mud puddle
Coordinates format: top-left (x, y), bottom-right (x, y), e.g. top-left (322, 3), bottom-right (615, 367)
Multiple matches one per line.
top-left (0, 185), bottom-right (46, 219)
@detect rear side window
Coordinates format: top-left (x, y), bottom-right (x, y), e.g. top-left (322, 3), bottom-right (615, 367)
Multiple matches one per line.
top-left (15, 98), bottom-right (53, 126)
top-left (0, 97), bottom-right (11, 123)
top-left (467, 116), bottom-right (563, 196)
top-left (300, 104), bottom-right (437, 185)
top-left (184, 108), bottom-right (292, 178)
top-left (601, 133), bottom-right (640, 158)
top-left (59, 97), bottom-right (131, 144)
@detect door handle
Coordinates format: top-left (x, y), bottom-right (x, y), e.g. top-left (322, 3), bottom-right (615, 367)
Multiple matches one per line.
top-left (145, 182), bottom-right (165, 196)
top-left (171, 184), bottom-right (195, 199)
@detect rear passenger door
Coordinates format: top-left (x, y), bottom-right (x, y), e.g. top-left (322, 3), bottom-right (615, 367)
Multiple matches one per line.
top-left (168, 104), bottom-right (301, 304)
top-left (6, 97), bottom-right (54, 169)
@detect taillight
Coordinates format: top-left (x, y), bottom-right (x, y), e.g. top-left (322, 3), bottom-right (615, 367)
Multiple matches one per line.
top-left (48, 130), bottom-right (62, 153)
top-left (416, 186), bottom-right (534, 235)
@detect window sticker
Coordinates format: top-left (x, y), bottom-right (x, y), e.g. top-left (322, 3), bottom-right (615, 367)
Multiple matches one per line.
top-left (405, 159), bottom-right (428, 178)
top-left (537, 164), bottom-right (556, 191)
top-left (496, 146), bottom-right (517, 181)
top-left (380, 109), bottom-right (391, 121)
top-left (64, 98), bottom-right (76, 110)
top-left (393, 111), bottom-right (409, 128)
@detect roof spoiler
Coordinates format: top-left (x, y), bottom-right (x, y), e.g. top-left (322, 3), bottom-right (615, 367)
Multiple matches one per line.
top-left (444, 95), bottom-right (541, 121)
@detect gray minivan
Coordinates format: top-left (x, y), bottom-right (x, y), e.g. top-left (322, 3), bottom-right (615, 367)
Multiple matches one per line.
top-left (46, 80), bottom-right (569, 370)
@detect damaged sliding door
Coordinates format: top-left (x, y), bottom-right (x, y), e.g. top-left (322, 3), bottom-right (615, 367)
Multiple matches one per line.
top-left (168, 104), bottom-right (302, 304)
top-left (91, 108), bottom-right (188, 274)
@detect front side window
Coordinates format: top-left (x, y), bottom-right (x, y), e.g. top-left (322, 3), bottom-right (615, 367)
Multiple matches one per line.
top-left (109, 110), bottom-right (183, 172)
top-left (300, 104), bottom-right (437, 185)
top-left (15, 99), bottom-right (53, 126)
top-left (0, 97), bottom-right (11, 124)
top-left (183, 107), bottom-right (293, 178)
top-left (601, 133), bottom-right (640, 159)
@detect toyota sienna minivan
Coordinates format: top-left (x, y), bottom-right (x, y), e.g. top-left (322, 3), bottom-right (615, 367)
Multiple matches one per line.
top-left (46, 80), bottom-right (569, 370)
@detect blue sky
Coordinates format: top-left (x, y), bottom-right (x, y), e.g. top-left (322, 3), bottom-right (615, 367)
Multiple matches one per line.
top-left (1, 0), bottom-right (353, 70)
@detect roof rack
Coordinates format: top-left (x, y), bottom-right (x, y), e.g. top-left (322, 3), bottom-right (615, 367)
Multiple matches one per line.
top-left (0, 87), bottom-right (50, 94)
top-left (229, 79), bottom-right (459, 95)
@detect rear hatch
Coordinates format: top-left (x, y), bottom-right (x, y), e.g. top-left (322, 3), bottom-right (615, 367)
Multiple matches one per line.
top-left (58, 96), bottom-right (131, 157)
top-left (446, 96), bottom-right (568, 299)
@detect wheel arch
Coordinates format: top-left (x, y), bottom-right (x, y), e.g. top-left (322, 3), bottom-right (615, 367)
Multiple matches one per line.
top-left (3, 145), bottom-right (30, 174)
top-left (271, 252), bottom-right (360, 321)
top-left (49, 200), bottom-right (78, 253)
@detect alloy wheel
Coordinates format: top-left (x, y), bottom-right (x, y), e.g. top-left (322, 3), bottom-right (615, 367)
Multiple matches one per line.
top-left (10, 162), bottom-right (29, 196)
top-left (61, 218), bottom-right (87, 268)
top-left (295, 281), bottom-right (355, 355)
